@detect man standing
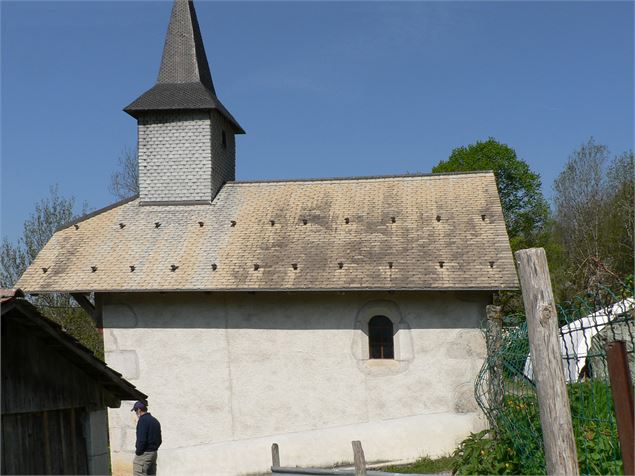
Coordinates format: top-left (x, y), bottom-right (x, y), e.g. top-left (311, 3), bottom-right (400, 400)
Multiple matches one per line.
top-left (131, 401), bottom-right (162, 475)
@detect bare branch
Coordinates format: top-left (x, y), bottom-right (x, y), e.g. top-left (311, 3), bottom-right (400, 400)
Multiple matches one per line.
top-left (109, 147), bottom-right (139, 200)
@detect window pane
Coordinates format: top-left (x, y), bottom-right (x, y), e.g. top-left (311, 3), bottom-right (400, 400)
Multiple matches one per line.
top-left (368, 315), bottom-right (394, 359)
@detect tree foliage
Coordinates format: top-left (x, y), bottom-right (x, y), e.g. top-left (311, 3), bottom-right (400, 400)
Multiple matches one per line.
top-left (553, 138), bottom-right (634, 298)
top-left (109, 147), bottom-right (139, 200)
top-left (0, 186), bottom-right (103, 358)
top-left (432, 138), bottom-right (552, 313)
top-left (433, 138), bottom-right (550, 251)
top-left (1, 186), bottom-right (79, 287)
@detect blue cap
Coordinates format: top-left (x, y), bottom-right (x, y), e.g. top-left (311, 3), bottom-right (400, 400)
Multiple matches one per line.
top-left (131, 401), bottom-right (147, 412)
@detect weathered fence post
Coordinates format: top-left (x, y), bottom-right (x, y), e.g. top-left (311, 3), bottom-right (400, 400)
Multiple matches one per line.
top-left (606, 341), bottom-right (634, 476)
top-left (516, 248), bottom-right (579, 476)
top-left (271, 443), bottom-right (280, 468)
top-left (351, 440), bottom-right (367, 476)
top-left (486, 304), bottom-right (504, 416)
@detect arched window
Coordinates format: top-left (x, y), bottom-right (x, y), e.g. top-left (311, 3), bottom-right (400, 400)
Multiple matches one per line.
top-left (368, 315), bottom-right (394, 359)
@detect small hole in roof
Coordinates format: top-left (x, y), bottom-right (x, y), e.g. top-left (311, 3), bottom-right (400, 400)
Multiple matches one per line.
top-left (155, 222), bottom-right (161, 228)
top-left (338, 262), bottom-right (344, 269)
top-left (344, 218), bottom-right (350, 224)
top-left (481, 215), bottom-right (487, 221)
top-left (391, 216), bottom-right (396, 223)
top-left (91, 266), bottom-right (98, 273)
top-left (74, 224), bottom-right (79, 230)
top-left (270, 220), bottom-right (275, 226)
top-left (170, 264), bottom-right (178, 272)
top-left (436, 215), bottom-right (441, 222)
top-left (388, 262), bottom-right (393, 269)
top-left (489, 261), bottom-right (495, 268)
top-left (42, 267), bottom-right (49, 274)
top-left (302, 219), bottom-right (308, 225)
top-left (198, 221), bottom-right (204, 227)
top-left (130, 265), bottom-right (136, 272)
top-left (254, 264), bottom-right (260, 271)
top-left (230, 220), bottom-right (236, 227)
top-left (292, 263), bottom-right (298, 270)
top-left (439, 261), bottom-right (445, 268)
top-left (211, 263), bottom-right (217, 271)
top-left (119, 223), bottom-right (126, 229)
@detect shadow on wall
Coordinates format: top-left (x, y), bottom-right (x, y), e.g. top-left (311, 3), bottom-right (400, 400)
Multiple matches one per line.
top-left (101, 290), bottom-right (490, 330)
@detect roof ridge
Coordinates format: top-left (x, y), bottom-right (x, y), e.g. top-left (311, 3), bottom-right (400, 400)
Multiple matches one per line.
top-left (228, 170), bottom-right (495, 185)
top-left (49, 171), bottom-right (495, 232)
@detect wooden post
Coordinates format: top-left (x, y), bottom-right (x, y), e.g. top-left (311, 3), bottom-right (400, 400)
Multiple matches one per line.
top-left (515, 248), bottom-right (579, 476)
top-left (271, 443), bottom-right (280, 468)
top-left (486, 305), bottom-right (504, 416)
top-left (606, 341), bottom-right (634, 476)
top-left (351, 440), bottom-right (367, 476)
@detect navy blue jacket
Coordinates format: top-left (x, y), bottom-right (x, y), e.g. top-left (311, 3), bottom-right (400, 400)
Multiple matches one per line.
top-left (135, 413), bottom-right (162, 456)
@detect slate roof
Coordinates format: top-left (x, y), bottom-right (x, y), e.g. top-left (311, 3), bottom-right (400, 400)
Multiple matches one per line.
top-left (124, 0), bottom-right (244, 133)
top-left (17, 172), bottom-right (518, 293)
top-left (1, 292), bottom-right (147, 402)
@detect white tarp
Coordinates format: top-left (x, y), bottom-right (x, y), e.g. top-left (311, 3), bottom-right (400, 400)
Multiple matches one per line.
top-left (523, 298), bottom-right (634, 383)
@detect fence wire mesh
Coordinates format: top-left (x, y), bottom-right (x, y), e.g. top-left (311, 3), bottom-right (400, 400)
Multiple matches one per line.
top-left (475, 285), bottom-right (634, 475)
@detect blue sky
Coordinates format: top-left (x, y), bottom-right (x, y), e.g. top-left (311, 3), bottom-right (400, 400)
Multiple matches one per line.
top-left (2, 1), bottom-right (633, 243)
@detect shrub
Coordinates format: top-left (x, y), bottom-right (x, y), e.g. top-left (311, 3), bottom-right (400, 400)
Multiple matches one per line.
top-left (451, 430), bottom-right (522, 475)
top-left (453, 380), bottom-right (623, 475)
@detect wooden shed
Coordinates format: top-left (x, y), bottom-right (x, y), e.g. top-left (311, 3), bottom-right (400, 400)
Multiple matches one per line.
top-left (1, 289), bottom-right (146, 475)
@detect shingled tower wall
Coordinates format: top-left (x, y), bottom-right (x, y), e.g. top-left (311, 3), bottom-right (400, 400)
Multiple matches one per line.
top-left (124, 0), bottom-right (243, 204)
top-left (137, 110), bottom-right (235, 203)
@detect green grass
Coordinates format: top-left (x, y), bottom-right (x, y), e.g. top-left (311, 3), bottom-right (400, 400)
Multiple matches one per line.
top-left (382, 455), bottom-right (456, 474)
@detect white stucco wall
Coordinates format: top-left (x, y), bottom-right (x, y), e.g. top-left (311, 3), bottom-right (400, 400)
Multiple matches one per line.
top-left (102, 291), bottom-right (489, 476)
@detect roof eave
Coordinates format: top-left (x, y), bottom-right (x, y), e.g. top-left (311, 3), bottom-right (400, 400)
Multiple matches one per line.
top-left (2, 300), bottom-right (147, 402)
top-left (23, 285), bottom-right (519, 294)
top-left (123, 105), bottom-right (245, 134)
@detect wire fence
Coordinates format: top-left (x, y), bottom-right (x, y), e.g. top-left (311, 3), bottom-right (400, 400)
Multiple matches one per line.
top-left (475, 285), bottom-right (635, 475)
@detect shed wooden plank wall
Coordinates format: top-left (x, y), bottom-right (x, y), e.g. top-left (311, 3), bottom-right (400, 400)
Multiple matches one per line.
top-left (2, 319), bottom-right (104, 414)
top-left (1, 408), bottom-right (89, 475)
top-left (2, 313), bottom-right (101, 474)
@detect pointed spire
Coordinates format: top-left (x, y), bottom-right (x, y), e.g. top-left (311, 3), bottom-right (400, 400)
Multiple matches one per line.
top-left (124, 0), bottom-right (243, 133)
top-left (156, 0), bottom-right (214, 91)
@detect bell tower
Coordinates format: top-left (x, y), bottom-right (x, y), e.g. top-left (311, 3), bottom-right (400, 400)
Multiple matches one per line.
top-left (124, 0), bottom-right (244, 204)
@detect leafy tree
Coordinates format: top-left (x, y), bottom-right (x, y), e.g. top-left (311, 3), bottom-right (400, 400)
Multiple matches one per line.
top-left (605, 150), bottom-right (634, 277)
top-left (553, 138), bottom-right (634, 297)
top-left (109, 147), bottom-right (139, 200)
top-left (433, 139), bottom-right (552, 313)
top-left (433, 138), bottom-right (550, 251)
top-left (0, 186), bottom-right (103, 358)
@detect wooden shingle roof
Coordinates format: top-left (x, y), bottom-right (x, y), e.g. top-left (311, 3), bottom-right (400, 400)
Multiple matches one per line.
top-left (17, 172), bottom-right (518, 293)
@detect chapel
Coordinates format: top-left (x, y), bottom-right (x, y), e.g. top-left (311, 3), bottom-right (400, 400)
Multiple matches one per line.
top-left (17, 1), bottom-right (518, 474)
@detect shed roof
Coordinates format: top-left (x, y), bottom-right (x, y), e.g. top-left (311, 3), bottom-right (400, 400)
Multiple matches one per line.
top-left (1, 293), bottom-right (146, 403)
top-left (17, 172), bottom-right (518, 293)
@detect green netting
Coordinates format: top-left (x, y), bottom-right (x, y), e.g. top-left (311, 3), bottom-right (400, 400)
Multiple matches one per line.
top-left (475, 285), bottom-right (634, 475)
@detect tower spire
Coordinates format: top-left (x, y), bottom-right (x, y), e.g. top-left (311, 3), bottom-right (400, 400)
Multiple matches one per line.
top-left (124, 0), bottom-right (243, 133)
top-left (157, 0), bottom-right (214, 91)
